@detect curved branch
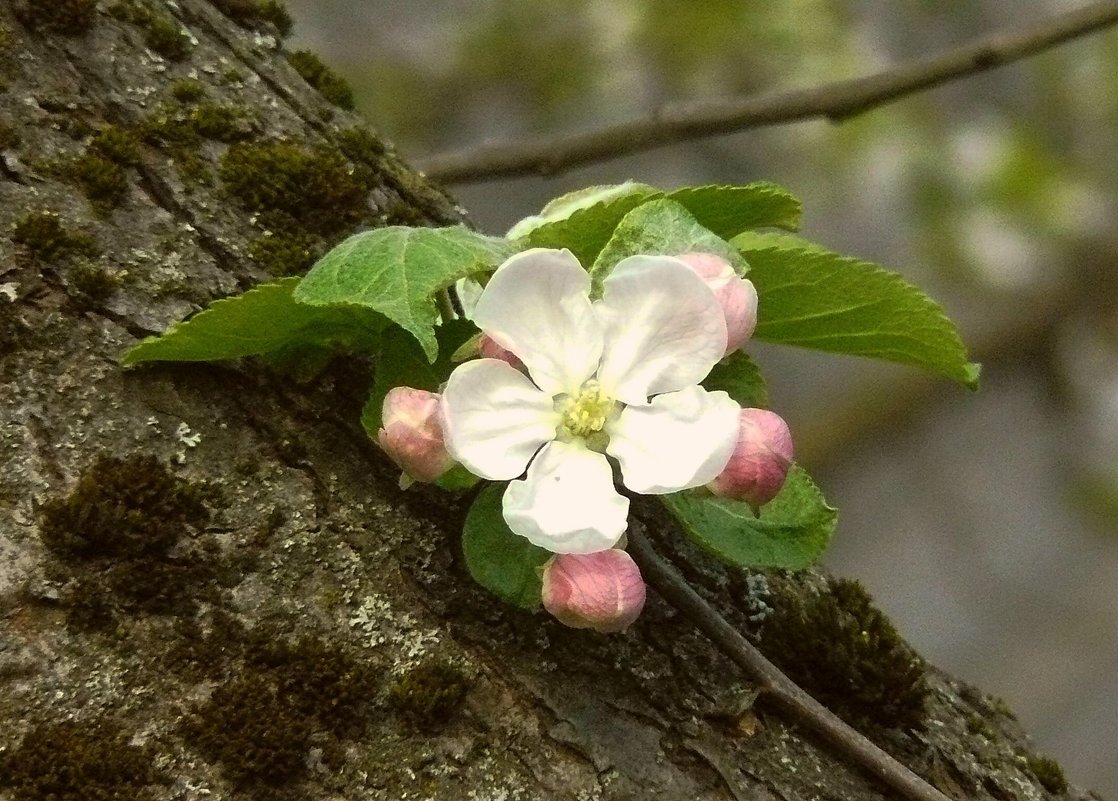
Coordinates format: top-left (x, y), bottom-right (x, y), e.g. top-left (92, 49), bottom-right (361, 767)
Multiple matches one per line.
top-left (626, 524), bottom-right (952, 801)
top-left (419, 1), bottom-right (1118, 184)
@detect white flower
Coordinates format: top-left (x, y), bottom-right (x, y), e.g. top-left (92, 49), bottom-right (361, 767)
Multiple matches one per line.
top-left (440, 248), bottom-right (741, 554)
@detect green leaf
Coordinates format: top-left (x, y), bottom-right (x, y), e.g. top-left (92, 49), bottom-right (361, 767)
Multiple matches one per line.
top-left (122, 277), bottom-right (387, 366)
top-left (294, 226), bottom-right (516, 361)
top-left (732, 229), bottom-right (831, 256)
top-left (515, 182), bottom-right (661, 267)
top-left (667, 182), bottom-right (802, 238)
top-left (740, 243), bottom-right (981, 388)
top-left (591, 198), bottom-right (741, 281)
top-left (462, 483), bottom-right (551, 608)
top-left (703, 351), bottom-right (769, 408)
top-left (662, 467), bottom-right (836, 570)
top-left (360, 318), bottom-right (478, 440)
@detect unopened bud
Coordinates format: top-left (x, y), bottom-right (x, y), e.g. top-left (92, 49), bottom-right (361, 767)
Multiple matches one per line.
top-left (541, 549), bottom-right (646, 633)
top-left (676, 253), bottom-right (758, 354)
top-left (377, 387), bottom-right (455, 483)
top-left (708, 408), bottom-right (793, 508)
top-left (478, 333), bottom-right (524, 370)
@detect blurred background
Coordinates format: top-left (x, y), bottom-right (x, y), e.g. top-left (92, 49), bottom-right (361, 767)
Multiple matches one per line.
top-left (283, 0), bottom-right (1118, 790)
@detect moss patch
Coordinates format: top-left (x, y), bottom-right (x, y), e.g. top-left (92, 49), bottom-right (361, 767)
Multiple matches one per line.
top-left (38, 454), bottom-right (216, 629)
top-left (14, 0), bottom-right (97, 36)
top-left (90, 126), bottom-right (142, 166)
top-left (0, 123), bottom-right (21, 150)
top-left (0, 718), bottom-right (165, 801)
top-left (170, 78), bottom-right (205, 103)
top-left (12, 212), bottom-right (100, 261)
top-left (67, 261), bottom-right (117, 308)
top-left (219, 138), bottom-right (378, 274)
top-left (387, 659), bottom-right (469, 730)
top-left (212, 0), bottom-right (293, 36)
top-left (1023, 752), bottom-right (1067, 794)
top-left (287, 50), bottom-right (355, 110)
top-left (107, 0), bottom-right (192, 59)
top-left (68, 153), bottom-right (129, 209)
top-left (759, 577), bottom-right (929, 731)
top-left (181, 630), bottom-right (380, 787)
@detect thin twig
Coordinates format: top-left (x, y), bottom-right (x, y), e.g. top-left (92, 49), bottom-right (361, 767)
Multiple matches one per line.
top-left (626, 524), bottom-right (951, 801)
top-left (419, 1), bottom-right (1118, 184)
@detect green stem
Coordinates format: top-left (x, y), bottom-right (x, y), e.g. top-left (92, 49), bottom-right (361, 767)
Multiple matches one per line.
top-left (436, 288), bottom-right (456, 323)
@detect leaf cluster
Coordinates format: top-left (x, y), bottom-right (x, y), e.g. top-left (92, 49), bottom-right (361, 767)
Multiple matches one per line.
top-left (122, 179), bottom-right (979, 600)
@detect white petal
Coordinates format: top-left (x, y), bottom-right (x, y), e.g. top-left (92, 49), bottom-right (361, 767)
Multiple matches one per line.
top-left (441, 359), bottom-right (558, 480)
top-left (607, 385), bottom-right (739, 494)
top-left (473, 248), bottom-right (603, 396)
top-left (503, 441), bottom-right (629, 554)
top-left (595, 256), bottom-right (728, 405)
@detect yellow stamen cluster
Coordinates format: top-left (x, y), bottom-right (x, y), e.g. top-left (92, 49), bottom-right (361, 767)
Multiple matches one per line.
top-left (556, 380), bottom-right (617, 445)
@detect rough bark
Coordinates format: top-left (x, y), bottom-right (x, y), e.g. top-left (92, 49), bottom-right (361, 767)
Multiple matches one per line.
top-left (0, 3), bottom-right (1098, 800)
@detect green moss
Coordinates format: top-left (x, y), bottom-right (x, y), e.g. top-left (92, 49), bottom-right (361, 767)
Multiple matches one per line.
top-left (212, 0), bottom-right (293, 36)
top-left (335, 125), bottom-right (386, 165)
top-left (181, 632), bottom-right (379, 787)
top-left (15, 0), bottom-right (97, 36)
top-left (142, 102), bottom-right (258, 147)
top-left (41, 453), bottom-right (208, 560)
top-left (0, 718), bottom-right (165, 801)
top-left (69, 153), bottom-right (129, 209)
top-left (189, 103), bottom-right (258, 141)
top-left (12, 212), bottom-right (101, 261)
top-left (0, 123), bottom-right (21, 150)
top-left (287, 49), bottom-right (355, 110)
top-left (68, 261), bottom-right (117, 307)
top-left (1023, 753), bottom-right (1067, 794)
top-left (170, 78), bottom-right (205, 103)
top-left (38, 454), bottom-right (214, 628)
top-left (759, 577), bottom-right (929, 731)
top-left (144, 16), bottom-right (191, 60)
top-left (388, 659), bottom-right (469, 729)
top-left (219, 140), bottom-right (369, 236)
top-left (90, 126), bottom-right (142, 166)
top-left (248, 228), bottom-right (322, 276)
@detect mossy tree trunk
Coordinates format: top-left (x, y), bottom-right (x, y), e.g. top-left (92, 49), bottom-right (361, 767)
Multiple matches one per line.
top-left (0, 3), bottom-right (1091, 800)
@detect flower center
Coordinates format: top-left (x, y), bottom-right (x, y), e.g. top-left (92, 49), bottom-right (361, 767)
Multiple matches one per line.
top-left (555, 380), bottom-right (618, 447)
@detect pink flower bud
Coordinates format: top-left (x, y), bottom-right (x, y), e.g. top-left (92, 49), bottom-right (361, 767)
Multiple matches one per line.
top-left (478, 333), bottom-right (524, 370)
top-left (376, 387), bottom-right (455, 483)
top-left (541, 549), bottom-right (646, 633)
top-left (708, 408), bottom-right (794, 508)
top-left (676, 252), bottom-right (759, 354)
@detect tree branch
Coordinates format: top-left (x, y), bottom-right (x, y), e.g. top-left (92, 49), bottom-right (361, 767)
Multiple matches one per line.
top-left (626, 523), bottom-right (952, 801)
top-left (419, 1), bottom-right (1118, 184)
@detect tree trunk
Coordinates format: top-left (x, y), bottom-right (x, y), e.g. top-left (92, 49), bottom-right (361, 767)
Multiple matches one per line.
top-left (0, 3), bottom-right (1096, 800)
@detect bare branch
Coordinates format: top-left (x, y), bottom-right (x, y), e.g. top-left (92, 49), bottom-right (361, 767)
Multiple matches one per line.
top-left (419, 2), bottom-right (1118, 184)
top-left (626, 523), bottom-right (953, 801)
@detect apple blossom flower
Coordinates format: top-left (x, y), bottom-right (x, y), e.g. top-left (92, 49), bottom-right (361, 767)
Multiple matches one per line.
top-left (675, 252), bottom-right (758, 354)
top-left (541, 549), bottom-right (646, 633)
top-left (440, 248), bottom-right (741, 553)
top-left (708, 408), bottom-right (794, 508)
top-left (478, 332), bottom-right (524, 370)
top-left (377, 387), bottom-right (455, 483)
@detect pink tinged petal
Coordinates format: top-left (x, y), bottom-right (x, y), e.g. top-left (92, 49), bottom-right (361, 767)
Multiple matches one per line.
top-left (541, 549), bottom-right (646, 633)
top-left (708, 408), bottom-right (794, 508)
top-left (607, 385), bottom-right (740, 494)
top-left (502, 441), bottom-right (629, 554)
top-left (478, 332), bottom-right (524, 370)
top-left (376, 387), bottom-right (455, 482)
top-left (595, 256), bottom-right (728, 405)
top-left (472, 248), bottom-right (603, 396)
top-left (676, 252), bottom-right (759, 353)
top-left (440, 359), bottom-right (558, 480)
